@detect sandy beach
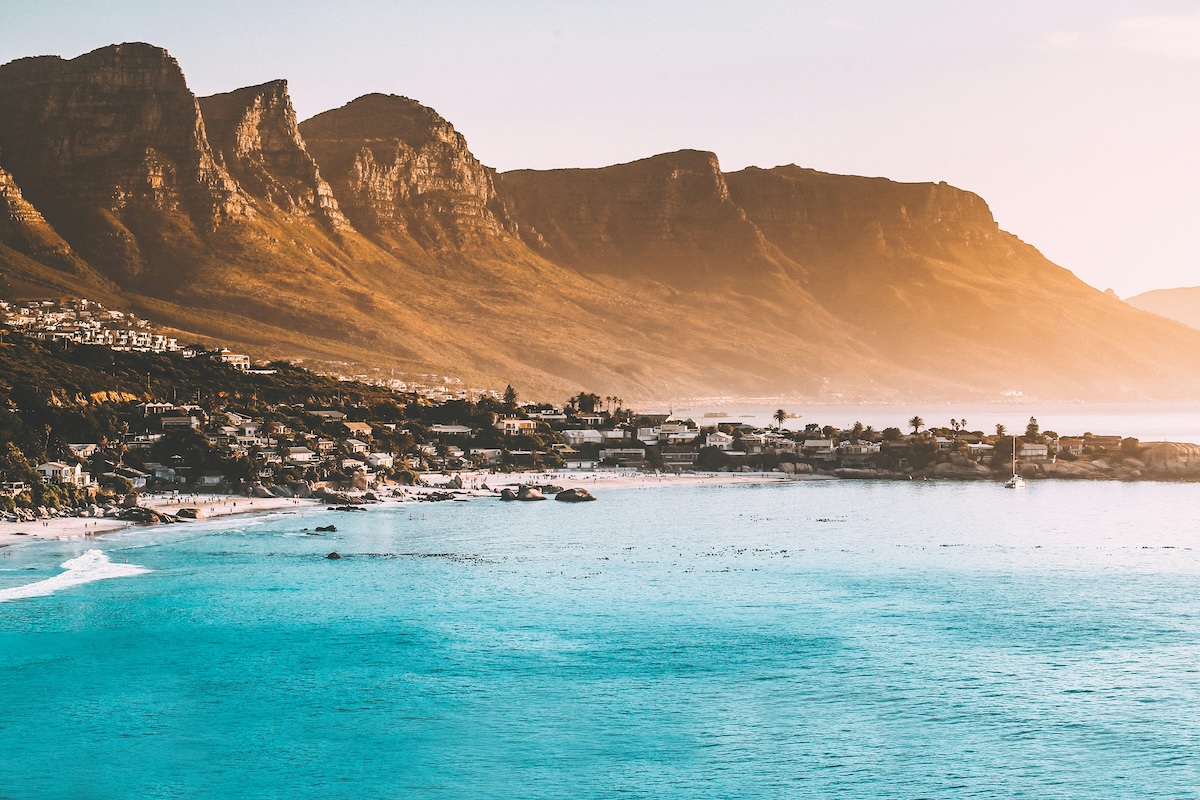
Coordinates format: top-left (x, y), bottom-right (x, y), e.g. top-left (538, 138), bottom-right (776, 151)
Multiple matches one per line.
top-left (0, 470), bottom-right (813, 548)
top-left (0, 494), bottom-right (314, 548)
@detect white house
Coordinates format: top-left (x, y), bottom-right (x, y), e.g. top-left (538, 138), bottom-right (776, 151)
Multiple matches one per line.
top-left (37, 462), bottom-right (92, 487)
top-left (1019, 443), bottom-right (1050, 461)
top-left (366, 452), bottom-right (395, 469)
top-left (431, 424), bottom-right (473, 435)
top-left (344, 438), bottom-right (370, 454)
top-left (285, 446), bottom-right (317, 465)
top-left (563, 429), bottom-right (604, 446)
top-left (706, 432), bottom-right (735, 451)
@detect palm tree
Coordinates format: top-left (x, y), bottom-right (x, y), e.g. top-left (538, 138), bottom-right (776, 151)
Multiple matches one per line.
top-left (863, 425), bottom-right (877, 441)
top-left (773, 408), bottom-right (788, 429)
top-left (909, 415), bottom-right (924, 435)
top-left (995, 423), bottom-right (1006, 437)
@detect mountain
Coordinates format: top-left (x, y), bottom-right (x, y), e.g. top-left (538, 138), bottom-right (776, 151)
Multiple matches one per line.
top-left (300, 93), bottom-right (517, 254)
top-left (1125, 287), bottom-right (1200, 332)
top-left (2, 42), bottom-right (1200, 402)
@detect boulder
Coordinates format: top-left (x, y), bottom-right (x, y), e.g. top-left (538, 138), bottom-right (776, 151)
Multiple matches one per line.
top-left (175, 507), bottom-right (204, 520)
top-left (1143, 442), bottom-right (1200, 476)
top-left (268, 485), bottom-right (293, 498)
top-left (251, 485), bottom-right (274, 498)
top-left (325, 552), bottom-right (342, 560)
top-left (448, 475), bottom-right (464, 489)
top-left (554, 488), bottom-right (597, 502)
top-left (499, 488), bottom-right (518, 501)
top-left (288, 482), bottom-right (313, 498)
top-left (316, 524), bottom-right (338, 532)
top-left (517, 486), bottom-right (546, 501)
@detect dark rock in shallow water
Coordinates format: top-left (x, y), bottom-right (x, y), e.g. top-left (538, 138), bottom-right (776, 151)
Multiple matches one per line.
top-left (499, 488), bottom-right (518, 501)
top-left (517, 485), bottom-right (546, 501)
top-left (325, 552), bottom-right (342, 559)
top-left (554, 487), bottom-right (597, 502)
top-left (316, 524), bottom-right (338, 532)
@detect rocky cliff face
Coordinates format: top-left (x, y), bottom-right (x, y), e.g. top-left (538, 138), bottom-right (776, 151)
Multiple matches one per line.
top-left (725, 165), bottom-right (1005, 265)
top-left (4, 42), bottom-right (1200, 401)
top-left (499, 150), bottom-right (798, 285)
top-left (300, 94), bottom-right (515, 252)
top-left (0, 165), bottom-right (87, 274)
top-left (199, 81), bottom-right (348, 231)
top-left (0, 43), bottom-right (248, 284)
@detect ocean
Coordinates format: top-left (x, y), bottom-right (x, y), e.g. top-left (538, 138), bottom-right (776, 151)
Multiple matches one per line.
top-left (3, 480), bottom-right (1200, 798)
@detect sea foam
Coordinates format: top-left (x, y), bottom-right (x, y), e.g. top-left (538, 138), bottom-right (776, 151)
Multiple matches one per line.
top-left (0, 549), bottom-right (149, 602)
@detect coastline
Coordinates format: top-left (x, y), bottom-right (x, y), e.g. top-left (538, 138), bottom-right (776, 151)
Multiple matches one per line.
top-left (0, 495), bottom-right (314, 548)
top-left (6, 460), bottom-right (1198, 549)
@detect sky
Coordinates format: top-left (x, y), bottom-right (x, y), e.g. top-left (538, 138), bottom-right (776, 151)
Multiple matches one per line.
top-left (2, 0), bottom-right (1200, 297)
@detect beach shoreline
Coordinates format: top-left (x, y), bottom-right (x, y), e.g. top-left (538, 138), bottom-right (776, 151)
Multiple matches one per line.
top-left (0, 471), bottom-right (804, 547)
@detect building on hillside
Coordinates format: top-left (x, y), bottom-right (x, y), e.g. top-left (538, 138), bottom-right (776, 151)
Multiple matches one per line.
top-left (36, 462), bottom-right (92, 487)
top-left (344, 438), bottom-right (370, 454)
top-left (340, 421), bottom-right (374, 439)
top-left (1019, 443), bottom-right (1051, 461)
top-left (218, 349), bottom-right (251, 371)
top-left (67, 443), bottom-right (100, 459)
top-left (803, 439), bottom-right (836, 461)
top-left (430, 424), bottom-right (473, 435)
top-left (286, 447), bottom-right (317, 465)
top-left (496, 418), bottom-right (537, 436)
top-left (599, 447), bottom-right (647, 466)
top-left (706, 432), bottom-right (735, 451)
top-left (366, 452), bottom-right (394, 469)
top-left (661, 447), bottom-right (699, 469)
top-left (160, 415), bottom-right (200, 431)
top-left (563, 429), bottom-right (604, 446)
top-left (1057, 437), bottom-right (1085, 456)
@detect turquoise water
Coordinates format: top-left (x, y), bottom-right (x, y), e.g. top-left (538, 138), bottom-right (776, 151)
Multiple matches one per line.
top-left (3, 481), bottom-right (1200, 798)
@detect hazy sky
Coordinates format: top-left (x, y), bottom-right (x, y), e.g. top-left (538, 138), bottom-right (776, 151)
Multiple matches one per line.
top-left (3, 0), bottom-right (1200, 296)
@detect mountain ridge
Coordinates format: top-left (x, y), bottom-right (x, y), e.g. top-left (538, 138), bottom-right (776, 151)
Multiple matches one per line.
top-left (1, 42), bottom-right (1198, 402)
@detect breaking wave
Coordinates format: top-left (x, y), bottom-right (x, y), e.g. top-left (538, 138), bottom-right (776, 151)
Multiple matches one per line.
top-left (0, 549), bottom-right (150, 602)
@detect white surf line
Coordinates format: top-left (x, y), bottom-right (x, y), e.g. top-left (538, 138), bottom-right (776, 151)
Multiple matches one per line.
top-left (0, 549), bottom-right (150, 603)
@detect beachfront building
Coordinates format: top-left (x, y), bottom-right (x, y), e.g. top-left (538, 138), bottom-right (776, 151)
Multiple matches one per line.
top-left (706, 432), bottom-right (735, 451)
top-left (36, 461), bottom-right (92, 487)
top-left (366, 452), bottom-right (394, 469)
top-left (563, 429), bottom-right (604, 447)
top-left (599, 447), bottom-right (647, 466)
top-left (1019, 443), bottom-right (1051, 461)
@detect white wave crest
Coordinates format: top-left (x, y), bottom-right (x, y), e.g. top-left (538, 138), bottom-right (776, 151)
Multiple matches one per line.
top-left (0, 549), bottom-right (150, 603)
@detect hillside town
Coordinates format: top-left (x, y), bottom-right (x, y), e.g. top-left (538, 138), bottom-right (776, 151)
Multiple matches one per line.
top-left (0, 367), bottom-right (1169, 520)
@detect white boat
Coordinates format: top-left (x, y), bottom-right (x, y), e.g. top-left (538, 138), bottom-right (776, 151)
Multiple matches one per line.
top-left (1005, 435), bottom-right (1026, 489)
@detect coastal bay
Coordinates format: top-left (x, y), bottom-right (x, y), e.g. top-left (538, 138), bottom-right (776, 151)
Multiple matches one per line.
top-left (3, 479), bottom-right (1200, 798)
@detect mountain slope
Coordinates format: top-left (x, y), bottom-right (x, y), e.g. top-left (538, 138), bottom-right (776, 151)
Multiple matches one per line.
top-left (1125, 287), bottom-right (1200, 332)
top-left (2, 42), bottom-right (1200, 402)
top-left (722, 165), bottom-right (1200, 397)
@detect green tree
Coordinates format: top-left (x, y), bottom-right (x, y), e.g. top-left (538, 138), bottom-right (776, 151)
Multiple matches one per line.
top-left (908, 416), bottom-right (924, 435)
top-left (502, 385), bottom-right (518, 408)
top-left (1025, 416), bottom-right (1040, 441)
top-left (995, 423), bottom-right (1007, 438)
top-left (773, 409), bottom-right (788, 429)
